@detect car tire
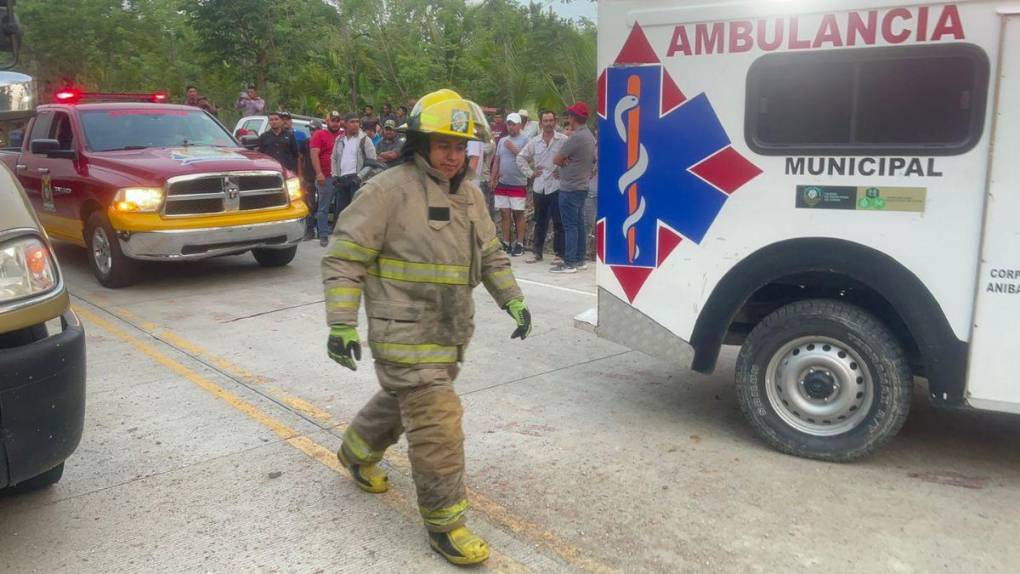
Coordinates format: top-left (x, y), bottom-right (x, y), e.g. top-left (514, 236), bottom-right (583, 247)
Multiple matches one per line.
top-left (5, 463), bottom-right (64, 493)
top-left (735, 299), bottom-right (912, 462)
top-left (252, 246), bottom-right (298, 267)
top-left (85, 211), bottom-right (140, 288)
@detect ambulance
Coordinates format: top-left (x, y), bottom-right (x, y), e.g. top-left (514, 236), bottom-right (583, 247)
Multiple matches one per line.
top-left (591, 0), bottom-right (1020, 460)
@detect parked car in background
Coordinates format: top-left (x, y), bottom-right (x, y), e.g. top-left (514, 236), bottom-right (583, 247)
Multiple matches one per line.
top-left (234, 113), bottom-right (316, 139)
top-left (0, 73), bottom-right (86, 492)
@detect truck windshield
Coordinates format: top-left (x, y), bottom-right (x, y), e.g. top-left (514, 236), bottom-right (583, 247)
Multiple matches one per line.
top-left (79, 109), bottom-right (236, 152)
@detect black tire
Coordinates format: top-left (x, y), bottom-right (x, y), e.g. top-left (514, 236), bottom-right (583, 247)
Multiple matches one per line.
top-left (85, 211), bottom-right (140, 288)
top-left (735, 299), bottom-right (912, 462)
top-left (5, 463), bottom-right (64, 493)
top-left (252, 246), bottom-right (298, 267)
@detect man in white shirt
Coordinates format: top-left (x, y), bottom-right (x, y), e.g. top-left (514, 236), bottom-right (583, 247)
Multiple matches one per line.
top-left (467, 138), bottom-right (495, 220)
top-left (517, 108), bottom-right (540, 140)
top-left (330, 113), bottom-right (377, 217)
top-left (516, 110), bottom-right (567, 263)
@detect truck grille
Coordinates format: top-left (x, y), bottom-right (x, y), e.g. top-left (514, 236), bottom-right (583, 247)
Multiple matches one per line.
top-left (163, 172), bottom-right (288, 217)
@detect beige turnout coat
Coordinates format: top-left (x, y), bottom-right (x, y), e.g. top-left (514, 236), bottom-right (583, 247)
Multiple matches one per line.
top-left (322, 155), bottom-right (522, 365)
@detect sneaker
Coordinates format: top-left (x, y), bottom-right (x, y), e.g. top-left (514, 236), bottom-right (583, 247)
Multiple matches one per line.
top-left (550, 256), bottom-right (564, 266)
top-left (549, 263), bottom-right (577, 274)
top-left (510, 243), bottom-right (525, 257)
top-left (320, 237), bottom-right (329, 247)
top-left (574, 262), bottom-right (590, 271)
top-left (501, 241), bottom-right (511, 253)
top-left (525, 254), bottom-right (543, 263)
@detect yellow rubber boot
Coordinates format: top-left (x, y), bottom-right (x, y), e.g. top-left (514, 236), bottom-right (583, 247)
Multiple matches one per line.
top-left (337, 445), bottom-right (389, 493)
top-left (429, 526), bottom-right (490, 566)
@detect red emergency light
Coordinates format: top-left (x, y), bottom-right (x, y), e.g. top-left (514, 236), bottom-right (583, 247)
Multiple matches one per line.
top-left (54, 89), bottom-right (81, 103)
top-left (51, 90), bottom-right (170, 104)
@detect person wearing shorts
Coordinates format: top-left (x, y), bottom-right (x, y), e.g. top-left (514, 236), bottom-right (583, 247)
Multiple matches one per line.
top-left (489, 113), bottom-right (530, 256)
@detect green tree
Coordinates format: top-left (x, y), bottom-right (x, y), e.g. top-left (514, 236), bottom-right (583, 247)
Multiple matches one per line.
top-left (16, 0), bottom-right (597, 124)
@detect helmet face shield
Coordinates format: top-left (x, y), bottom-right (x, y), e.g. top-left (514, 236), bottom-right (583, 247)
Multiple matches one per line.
top-left (406, 90), bottom-right (491, 142)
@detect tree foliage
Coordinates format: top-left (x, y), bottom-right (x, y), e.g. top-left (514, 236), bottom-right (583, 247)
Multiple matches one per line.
top-left (16, 0), bottom-right (595, 124)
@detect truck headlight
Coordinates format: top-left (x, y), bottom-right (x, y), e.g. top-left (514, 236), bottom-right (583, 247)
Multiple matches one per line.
top-left (286, 177), bottom-right (302, 201)
top-left (0, 236), bottom-right (57, 303)
top-left (114, 187), bottom-right (164, 212)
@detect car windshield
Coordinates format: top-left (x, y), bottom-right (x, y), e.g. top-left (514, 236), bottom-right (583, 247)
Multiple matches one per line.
top-left (79, 108), bottom-right (236, 152)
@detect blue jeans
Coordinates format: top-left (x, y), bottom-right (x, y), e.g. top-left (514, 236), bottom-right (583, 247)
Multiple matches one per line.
top-left (315, 178), bottom-right (337, 239)
top-left (558, 190), bottom-right (587, 266)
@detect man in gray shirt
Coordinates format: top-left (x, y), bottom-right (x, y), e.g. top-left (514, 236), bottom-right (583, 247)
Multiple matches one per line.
top-left (552, 102), bottom-right (596, 273)
top-left (490, 113), bottom-right (530, 256)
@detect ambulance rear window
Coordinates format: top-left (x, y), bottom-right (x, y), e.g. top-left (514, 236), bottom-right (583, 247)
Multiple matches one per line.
top-left (745, 44), bottom-right (989, 156)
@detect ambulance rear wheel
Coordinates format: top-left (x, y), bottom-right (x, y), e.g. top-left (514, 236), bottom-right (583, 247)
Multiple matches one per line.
top-left (734, 299), bottom-right (912, 462)
top-left (252, 246), bottom-right (297, 267)
top-left (85, 211), bottom-right (140, 288)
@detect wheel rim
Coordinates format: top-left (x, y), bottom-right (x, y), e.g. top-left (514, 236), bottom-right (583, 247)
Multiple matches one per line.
top-left (764, 336), bottom-right (875, 437)
top-left (92, 227), bottom-right (113, 276)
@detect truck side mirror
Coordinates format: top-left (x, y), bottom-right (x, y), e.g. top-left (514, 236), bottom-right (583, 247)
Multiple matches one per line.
top-left (30, 138), bottom-right (76, 160)
top-left (30, 138), bottom-right (59, 155)
top-left (240, 134), bottom-right (259, 150)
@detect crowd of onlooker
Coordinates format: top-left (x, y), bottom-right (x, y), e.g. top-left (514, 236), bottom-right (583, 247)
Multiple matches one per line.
top-left (181, 84), bottom-right (598, 272)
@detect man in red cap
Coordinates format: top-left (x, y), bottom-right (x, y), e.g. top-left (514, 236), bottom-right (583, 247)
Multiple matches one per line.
top-left (552, 102), bottom-right (596, 273)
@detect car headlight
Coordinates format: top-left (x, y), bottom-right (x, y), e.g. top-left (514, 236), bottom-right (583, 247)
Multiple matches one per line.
top-left (0, 235), bottom-right (58, 304)
top-left (114, 187), bottom-right (164, 212)
top-left (286, 177), bottom-right (302, 201)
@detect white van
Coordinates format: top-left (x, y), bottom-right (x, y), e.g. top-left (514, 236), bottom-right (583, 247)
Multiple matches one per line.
top-left (591, 0), bottom-right (1020, 460)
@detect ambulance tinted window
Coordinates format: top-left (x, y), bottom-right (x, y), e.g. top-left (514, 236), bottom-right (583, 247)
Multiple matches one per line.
top-left (746, 44), bottom-right (988, 156)
top-left (856, 57), bottom-right (975, 145)
top-left (754, 60), bottom-right (854, 145)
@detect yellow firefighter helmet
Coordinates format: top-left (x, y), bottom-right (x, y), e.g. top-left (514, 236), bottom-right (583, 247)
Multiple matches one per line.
top-left (405, 89), bottom-right (491, 142)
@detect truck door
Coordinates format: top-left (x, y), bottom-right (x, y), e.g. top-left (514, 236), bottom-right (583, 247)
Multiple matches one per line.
top-left (16, 109), bottom-right (52, 203)
top-left (966, 13), bottom-right (1020, 414)
top-left (21, 110), bottom-right (85, 245)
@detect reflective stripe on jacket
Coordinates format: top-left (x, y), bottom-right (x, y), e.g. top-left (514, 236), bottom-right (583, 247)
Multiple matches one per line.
top-left (322, 155), bottom-right (523, 365)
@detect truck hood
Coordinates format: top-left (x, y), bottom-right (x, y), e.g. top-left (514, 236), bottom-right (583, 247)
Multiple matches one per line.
top-left (86, 146), bottom-right (286, 185)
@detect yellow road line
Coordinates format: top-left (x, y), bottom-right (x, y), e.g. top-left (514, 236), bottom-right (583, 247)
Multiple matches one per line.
top-left (75, 305), bottom-right (528, 574)
top-left (105, 305), bottom-right (617, 574)
top-left (116, 307), bottom-right (336, 424)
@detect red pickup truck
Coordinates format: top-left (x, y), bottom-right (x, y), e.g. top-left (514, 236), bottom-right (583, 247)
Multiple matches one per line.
top-left (0, 98), bottom-right (308, 287)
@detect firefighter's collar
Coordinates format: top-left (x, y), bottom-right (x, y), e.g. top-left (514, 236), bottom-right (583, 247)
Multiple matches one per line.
top-left (415, 154), bottom-right (451, 185)
top-left (414, 155), bottom-right (472, 215)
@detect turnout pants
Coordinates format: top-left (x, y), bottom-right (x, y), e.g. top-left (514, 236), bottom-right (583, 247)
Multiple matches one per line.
top-left (342, 361), bottom-right (467, 532)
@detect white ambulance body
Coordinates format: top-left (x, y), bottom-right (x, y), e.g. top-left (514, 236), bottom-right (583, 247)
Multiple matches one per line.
top-left (593, 0), bottom-right (1020, 459)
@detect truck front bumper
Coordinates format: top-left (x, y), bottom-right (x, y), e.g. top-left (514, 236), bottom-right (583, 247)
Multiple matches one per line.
top-left (0, 311), bottom-right (86, 488)
top-left (117, 217), bottom-right (305, 260)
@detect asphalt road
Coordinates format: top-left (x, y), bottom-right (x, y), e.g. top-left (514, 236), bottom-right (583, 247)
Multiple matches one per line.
top-left (2, 239), bottom-right (1019, 573)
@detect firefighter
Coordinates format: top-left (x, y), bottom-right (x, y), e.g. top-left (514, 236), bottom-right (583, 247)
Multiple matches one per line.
top-left (321, 88), bottom-right (531, 566)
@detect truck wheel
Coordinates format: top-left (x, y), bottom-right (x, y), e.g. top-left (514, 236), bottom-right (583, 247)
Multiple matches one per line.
top-left (252, 246), bottom-right (297, 267)
top-left (85, 211), bottom-right (140, 288)
top-left (5, 463), bottom-right (64, 493)
top-left (734, 299), bottom-right (912, 462)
